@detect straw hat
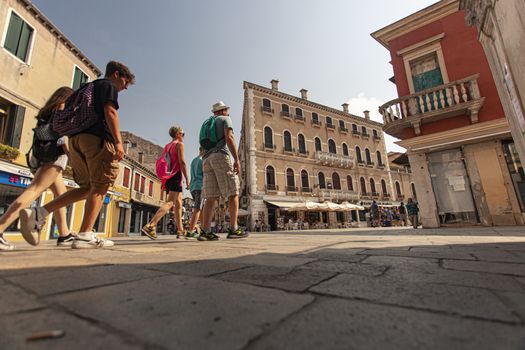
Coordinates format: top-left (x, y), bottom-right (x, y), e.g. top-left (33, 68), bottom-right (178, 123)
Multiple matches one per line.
top-left (212, 101), bottom-right (230, 113)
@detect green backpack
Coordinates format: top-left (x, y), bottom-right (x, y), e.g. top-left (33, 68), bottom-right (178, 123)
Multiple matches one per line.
top-left (199, 116), bottom-right (222, 150)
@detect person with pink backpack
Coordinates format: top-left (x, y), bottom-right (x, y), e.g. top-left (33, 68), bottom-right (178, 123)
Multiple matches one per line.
top-left (142, 125), bottom-right (189, 239)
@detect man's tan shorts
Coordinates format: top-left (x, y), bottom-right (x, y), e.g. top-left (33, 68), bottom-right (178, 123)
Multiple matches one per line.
top-left (202, 152), bottom-right (239, 199)
top-left (69, 134), bottom-right (119, 191)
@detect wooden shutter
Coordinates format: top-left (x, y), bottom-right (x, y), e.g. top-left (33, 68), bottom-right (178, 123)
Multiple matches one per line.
top-left (4, 13), bottom-right (23, 55)
top-left (7, 105), bottom-right (25, 148)
top-left (17, 22), bottom-right (33, 61)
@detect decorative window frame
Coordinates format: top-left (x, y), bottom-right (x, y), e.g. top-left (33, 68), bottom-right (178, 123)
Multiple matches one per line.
top-left (1, 8), bottom-right (37, 65)
top-left (397, 33), bottom-right (449, 94)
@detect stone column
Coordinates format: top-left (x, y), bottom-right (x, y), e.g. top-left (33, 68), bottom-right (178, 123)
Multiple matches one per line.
top-left (407, 151), bottom-right (440, 228)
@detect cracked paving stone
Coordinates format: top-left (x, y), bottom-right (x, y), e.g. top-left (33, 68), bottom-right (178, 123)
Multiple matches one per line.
top-left (0, 283), bottom-right (44, 315)
top-left (301, 260), bottom-right (388, 277)
top-left (216, 265), bottom-right (337, 292)
top-left (310, 273), bottom-right (520, 322)
top-left (47, 274), bottom-right (313, 350)
top-left (0, 308), bottom-right (144, 350)
top-left (442, 259), bottom-right (525, 277)
top-left (6, 265), bottom-right (168, 296)
top-left (144, 259), bottom-right (250, 277)
top-left (496, 291), bottom-right (525, 322)
top-left (227, 253), bottom-right (315, 268)
top-left (360, 248), bottom-right (476, 260)
top-left (249, 298), bottom-right (525, 350)
top-left (296, 248), bottom-right (367, 263)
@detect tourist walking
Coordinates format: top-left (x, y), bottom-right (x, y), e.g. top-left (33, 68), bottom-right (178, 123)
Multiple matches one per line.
top-left (18, 61), bottom-right (134, 249)
top-left (142, 125), bottom-right (189, 239)
top-left (406, 198), bottom-right (419, 229)
top-left (187, 147), bottom-right (204, 237)
top-left (398, 202), bottom-right (408, 226)
top-left (198, 101), bottom-right (248, 240)
top-left (0, 87), bottom-right (75, 251)
top-left (370, 200), bottom-right (379, 227)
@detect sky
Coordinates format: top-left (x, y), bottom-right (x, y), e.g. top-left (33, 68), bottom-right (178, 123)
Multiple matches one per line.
top-left (33, 0), bottom-right (437, 161)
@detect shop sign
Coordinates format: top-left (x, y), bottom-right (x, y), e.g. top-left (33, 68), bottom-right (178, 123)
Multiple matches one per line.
top-left (104, 195), bottom-right (111, 204)
top-left (0, 171), bottom-right (32, 188)
top-left (118, 202), bottom-right (132, 209)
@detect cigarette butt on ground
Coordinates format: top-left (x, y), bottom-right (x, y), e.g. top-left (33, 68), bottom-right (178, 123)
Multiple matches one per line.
top-left (26, 330), bottom-right (65, 341)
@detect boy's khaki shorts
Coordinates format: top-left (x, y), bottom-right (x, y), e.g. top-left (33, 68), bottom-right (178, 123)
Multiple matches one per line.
top-left (69, 134), bottom-right (119, 191)
top-left (202, 152), bottom-right (239, 199)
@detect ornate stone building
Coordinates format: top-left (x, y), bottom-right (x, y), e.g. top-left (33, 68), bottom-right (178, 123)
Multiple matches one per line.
top-left (239, 80), bottom-right (410, 230)
top-left (121, 131), bottom-right (163, 174)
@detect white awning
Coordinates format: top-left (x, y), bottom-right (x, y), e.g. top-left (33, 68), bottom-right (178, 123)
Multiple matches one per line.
top-left (264, 200), bottom-right (302, 209)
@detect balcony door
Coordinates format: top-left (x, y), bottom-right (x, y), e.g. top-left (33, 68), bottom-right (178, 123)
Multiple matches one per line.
top-left (410, 52), bottom-right (444, 92)
top-left (427, 149), bottom-right (478, 225)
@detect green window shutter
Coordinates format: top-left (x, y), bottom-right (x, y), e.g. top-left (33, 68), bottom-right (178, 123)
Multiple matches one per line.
top-left (7, 105), bottom-right (25, 148)
top-left (4, 13), bottom-right (23, 55)
top-left (72, 67), bottom-right (88, 89)
top-left (16, 22), bottom-right (33, 61)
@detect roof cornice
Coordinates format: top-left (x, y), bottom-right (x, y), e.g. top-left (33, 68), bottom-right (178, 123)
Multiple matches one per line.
top-left (17, 0), bottom-right (101, 76)
top-left (371, 0), bottom-right (459, 50)
top-left (243, 81), bottom-right (383, 128)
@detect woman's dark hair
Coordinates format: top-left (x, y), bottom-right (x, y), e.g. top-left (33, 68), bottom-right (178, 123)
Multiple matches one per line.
top-left (36, 86), bottom-right (74, 120)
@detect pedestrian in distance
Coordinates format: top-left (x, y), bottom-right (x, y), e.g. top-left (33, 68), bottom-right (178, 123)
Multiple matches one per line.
top-left (0, 87), bottom-right (75, 251)
top-left (398, 201), bottom-right (408, 226)
top-left (18, 61), bottom-right (135, 249)
top-left (198, 101), bottom-right (248, 240)
top-left (142, 125), bottom-right (190, 239)
top-left (406, 198), bottom-right (420, 229)
top-left (187, 147), bottom-right (204, 237)
top-left (370, 200), bottom-right (379, 227)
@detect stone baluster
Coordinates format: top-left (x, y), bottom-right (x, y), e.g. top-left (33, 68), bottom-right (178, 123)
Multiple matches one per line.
top-left (469, 78), bottom-right (481, 99)
top-left (401, 100), bottom-right (408, 118)
top-left (425, 93), bottom-right (432, 111)
top-left (395, 103), bottom-right (400, 119)
top-left (408, 97), bottom-right (417, 115)
top-left (445, 87), bottom-right (452, 107)
top-left (453, 85), bottom-right (460, 104)
top-left (388, 106), bottom-right (394, 122)
top-left (432, 91), bottom-right (439, 110)
top-left (440, 89), bottom-right (445, 108)
top-left (461, 83), bottom-right (468, 102)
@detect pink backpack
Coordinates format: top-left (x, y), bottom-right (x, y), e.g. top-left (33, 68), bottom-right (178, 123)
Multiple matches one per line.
top-left (156, 143), bottom-right (175, 179)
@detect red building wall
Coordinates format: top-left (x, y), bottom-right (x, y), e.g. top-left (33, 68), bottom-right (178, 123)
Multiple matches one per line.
top-left (387, 10), bottom-right (505, 138)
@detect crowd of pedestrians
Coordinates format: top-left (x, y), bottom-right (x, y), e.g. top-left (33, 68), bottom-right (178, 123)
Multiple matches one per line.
top-left (0, 60), bottom-right (246, 251)
top-left (369, 199), bottom-right (419, 228)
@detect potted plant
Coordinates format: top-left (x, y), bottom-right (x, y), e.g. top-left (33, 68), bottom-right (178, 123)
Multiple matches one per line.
top-left (0, 144), bottom-right (19, 162)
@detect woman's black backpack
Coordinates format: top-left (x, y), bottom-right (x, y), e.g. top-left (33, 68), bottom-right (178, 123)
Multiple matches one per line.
top-left (26, 118), bottom-right (64, 166)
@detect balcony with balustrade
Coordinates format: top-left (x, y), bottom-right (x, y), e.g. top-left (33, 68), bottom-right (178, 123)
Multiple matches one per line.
top-left (380, 74), bottom-right (485, 138)
top-left (314, 151), bottom-right (353, 169)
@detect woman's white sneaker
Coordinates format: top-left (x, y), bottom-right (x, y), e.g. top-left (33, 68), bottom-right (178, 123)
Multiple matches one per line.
top-left (19, 207), bottom-right (46, 246)
top-left (71, 233), bottom-right (114, 249)
top-left (0, 235), bottom-right (14, 251)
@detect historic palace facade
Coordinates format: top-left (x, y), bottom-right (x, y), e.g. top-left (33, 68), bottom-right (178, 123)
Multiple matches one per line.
top-left (239, 80), bottom-right (413, 230)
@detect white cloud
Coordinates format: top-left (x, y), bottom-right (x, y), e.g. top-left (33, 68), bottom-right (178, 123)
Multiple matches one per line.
top-left (346, 93), bottom-right (406, 153)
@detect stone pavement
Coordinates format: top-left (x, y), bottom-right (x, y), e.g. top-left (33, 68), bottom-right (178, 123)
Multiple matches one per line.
top-left (1, 226), bottom-right (525, 350)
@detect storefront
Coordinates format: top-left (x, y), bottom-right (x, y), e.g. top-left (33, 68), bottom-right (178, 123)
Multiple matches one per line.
top-left (130, 201), bottom-right (163, 236)
top-left (0, 166), bottom-right (35, 233)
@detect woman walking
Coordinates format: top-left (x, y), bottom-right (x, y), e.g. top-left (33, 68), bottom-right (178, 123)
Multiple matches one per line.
top-left (141, 125), bottom-right (189, 239)
top-left (0, 87), bottom-right (75, 250)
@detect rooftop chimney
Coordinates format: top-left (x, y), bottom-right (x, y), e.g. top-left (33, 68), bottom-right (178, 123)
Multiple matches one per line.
top-left (271, 79), bottom-right (279, 91)
top-left (123, 141), bottom-right (130, 154)
top-left (342, 103), bottom-right (349, 113)
top-left (300, 89), bottom-right (308, 100)
top-left (364, 110), bottom-right (370, 120)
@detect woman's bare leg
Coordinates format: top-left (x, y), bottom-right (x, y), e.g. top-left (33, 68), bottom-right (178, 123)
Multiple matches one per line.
top-left (48, 172), bottom-right (70, 237)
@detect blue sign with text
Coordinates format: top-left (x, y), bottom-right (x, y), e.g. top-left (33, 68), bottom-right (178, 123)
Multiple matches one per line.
top-left (0, 171), bottom-right (32, 188)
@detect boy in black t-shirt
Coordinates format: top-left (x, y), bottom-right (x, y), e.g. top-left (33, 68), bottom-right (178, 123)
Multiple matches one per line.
top-left (19, 61), bottom-right (135, 248)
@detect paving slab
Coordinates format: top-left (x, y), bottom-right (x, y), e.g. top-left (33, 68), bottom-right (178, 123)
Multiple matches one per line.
top-left (48, 274), bottom-right (314, 350)
top-left (249, 298), bottom-right (525, 350)
top-left (442, 259), bottom-right (525, 277)
top-left (6, 265), bottom-right (168, 296)
top-left (301, 260), bottom-right (388, 277)
top-left (0, 283), bottom-right (45, 315)
top-left (216, 265), bottom-right (337, 292)
top-left (0, 308), bottom-right (144, 350)
top-left (310, 273), bottom-right (520, 322)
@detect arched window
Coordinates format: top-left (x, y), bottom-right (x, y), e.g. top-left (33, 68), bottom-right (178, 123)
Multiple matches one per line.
top-left (355, 146), bottom-right (362, 163)
top-left (286, 168), bottom-right (295, 190)
top-left (347, 175), bottom-right (353, 191)
top-left (352, 124), bottom-right (358, 133)
top-left (312, 112), bottom-right (319, 122)
top-left (281, 104), bottom-right (290, 116)
top-left (376, 151), bottom-right (383, 166)
top-left (318, 172), bottom-right (326, 189)
top-left (339, 120), bottom-right (345, 130)
top-left (283, 131), bottom-right (292, 152)
top-left (361, 126), bottom-right (368, 136)
top-left (301, 170), bottom-right (309, 190)
top-left (295, 107), bottom-right (303, 119)
top-left (370, 178), bottom-right (376, 194)
top-left (262, 98), bottom-right (271, 112)
top-left (360, 177), bottom-right (367, 194)
top-left (314, 137), bottom-right (322, 152)
top-left (332, 172), bottom-right (341, 190)
top-left (342, 143), bottom-right (349, 156)
top-left (326, 116), bottom-right (333, 126)
top-left (365, 148), bottom-right (372, 164)
top-left (381, 179), bottom-right (388, 195)
top-left (373, 129), bottom-right (379, 138)
top-left (264, 126), bottom-right (273, 148)
top-left (298, 134), bottom-right (306, 154)
top-left (328, 139), bottom-right (337, 154)
top-left (395, 181), bottom-right (402, 196)
top-left (411, 183), bottom-right (417, 199)
top-left (266, 166), bottom-right (276, 189)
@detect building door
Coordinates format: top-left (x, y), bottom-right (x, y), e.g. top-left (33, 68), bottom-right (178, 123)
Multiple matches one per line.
top-left (268, 208), bottom-right (276, 231)
top-left (427, 149), bottom-right (478, 225)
